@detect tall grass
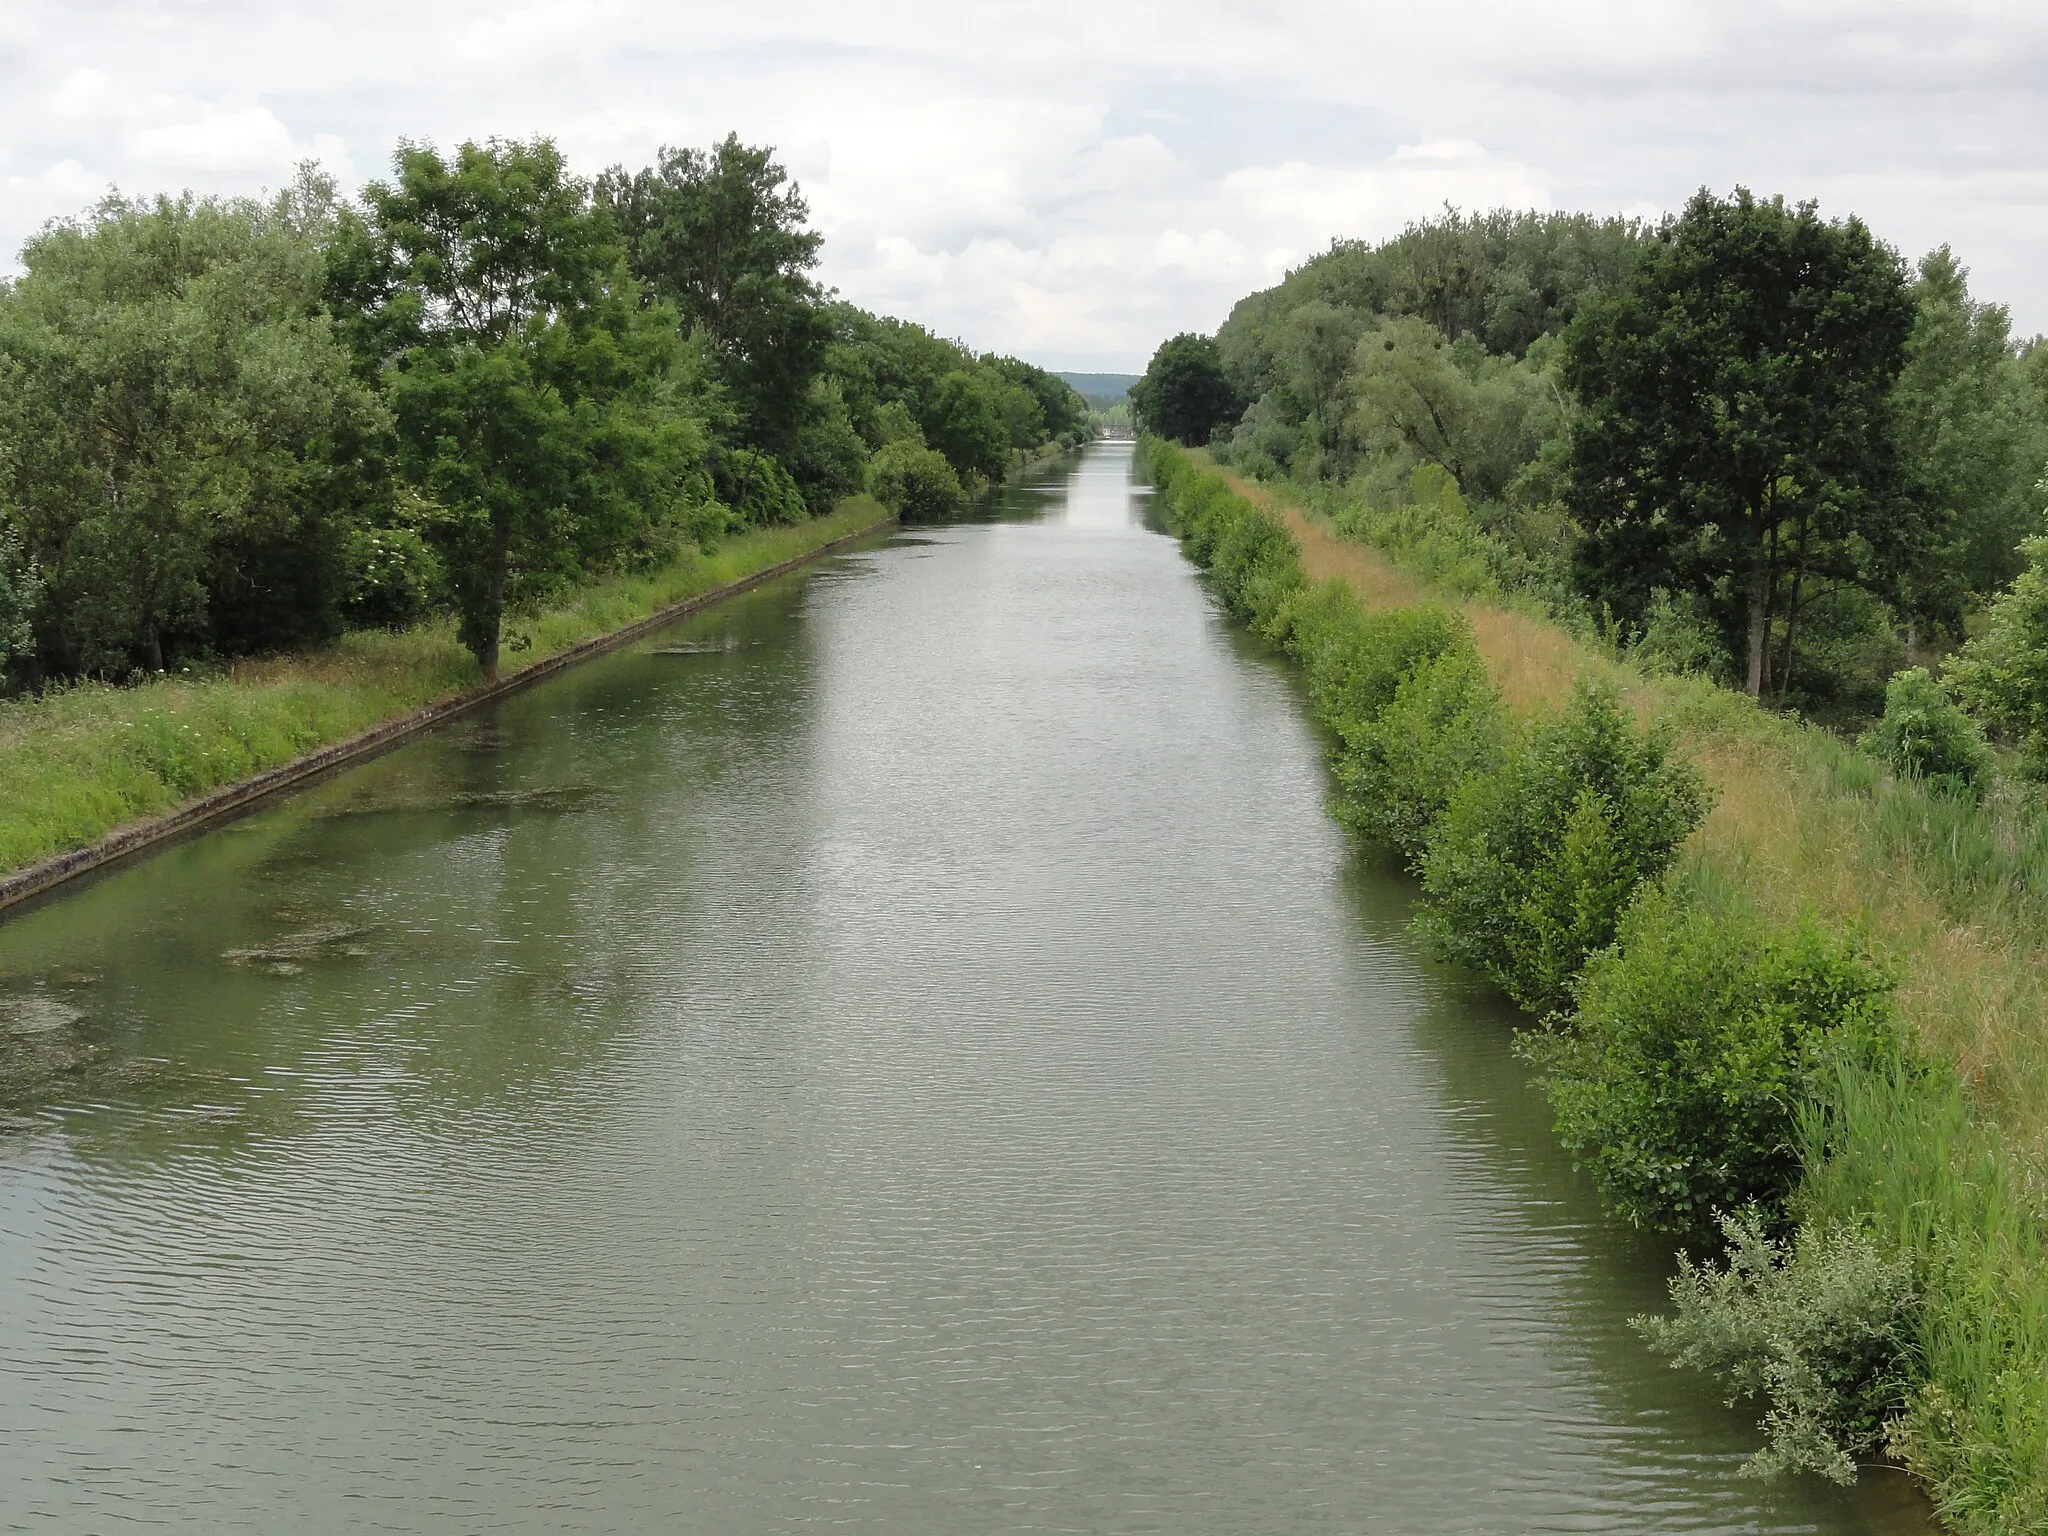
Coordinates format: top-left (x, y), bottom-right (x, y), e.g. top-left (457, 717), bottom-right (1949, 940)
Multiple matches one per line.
top-left (0, 501), bottom-right (888, 876)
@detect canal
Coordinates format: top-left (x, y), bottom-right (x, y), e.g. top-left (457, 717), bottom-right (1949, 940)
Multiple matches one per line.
top-left (0, 444), bottom-right (1922, 1531)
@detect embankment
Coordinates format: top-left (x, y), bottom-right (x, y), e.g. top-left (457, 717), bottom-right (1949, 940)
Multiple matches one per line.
top-left (0, 500), bottom-right (893, 911)
top-left (1146, 439), bottom-right (2048, 1535)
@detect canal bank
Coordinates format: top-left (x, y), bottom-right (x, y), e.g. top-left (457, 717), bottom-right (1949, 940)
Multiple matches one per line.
top-left (0, 444), bottom-right (1924, 1532)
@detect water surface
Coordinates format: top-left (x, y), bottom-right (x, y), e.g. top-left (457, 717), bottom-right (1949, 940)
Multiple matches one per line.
top-left (0, 445), bottom-right (1924, 1531)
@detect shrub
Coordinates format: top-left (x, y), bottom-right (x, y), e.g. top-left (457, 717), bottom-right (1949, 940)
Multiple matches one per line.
top-left (1417, 676), bottom-right (1710, 1015)
top-left (714, 445), bottom-right (809, 527)
top-left (1635, 1208), bottom-right (1917, 1486)
top-left (866, 439), bottom-right (963, 520)
top-left (1860, 667), bottom-right (1992, 799)
top-left (1948, 535), bottom-right (2048, 776)
top-left (1329, 638), bottom-right (1511, 860)
top-left (1521, 884), bottom-right (1900, 1233)
top-left (1331, 463), bottom-right (1503, 597)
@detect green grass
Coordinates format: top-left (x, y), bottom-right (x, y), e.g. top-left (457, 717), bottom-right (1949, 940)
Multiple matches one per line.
top-left (0, 500), bottom-right (889, 878)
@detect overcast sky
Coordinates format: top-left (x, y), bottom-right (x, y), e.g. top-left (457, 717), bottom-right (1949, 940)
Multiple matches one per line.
top-left (4, 1), bottom-right (2045, 369)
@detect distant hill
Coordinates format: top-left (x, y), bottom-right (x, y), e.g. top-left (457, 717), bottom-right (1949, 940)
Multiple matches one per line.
top-left (1058, 372), bottom-right (1141, 409)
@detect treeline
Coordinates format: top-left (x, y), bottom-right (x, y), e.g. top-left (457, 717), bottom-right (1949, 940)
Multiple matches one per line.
top-left (1134, 197), bottom-right (2048, 725)
top-left (0, 137), bottom-right (1087, 687)
top-left (1146, 442), bottom-right (2042, 1521)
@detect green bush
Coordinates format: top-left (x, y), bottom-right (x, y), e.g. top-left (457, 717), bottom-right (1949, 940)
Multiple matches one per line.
top-left (1635, 1208), bottom-right (1917, 1485)
top-left (1331, 464), bottom-right (1503, 597)
top-left (1948, 535), bottom-right (2048, 776)
top-left (1417, 676), bottom-right (1710, 1015)
top-left (1861, 667), bottom-right (1993, 799)
top-left (1521, 884), bottom-right (1899, 1233)
top-left (1329, 638), bottom-right (1511, 860)
top-left (866, 439), bottom-right (963, 520)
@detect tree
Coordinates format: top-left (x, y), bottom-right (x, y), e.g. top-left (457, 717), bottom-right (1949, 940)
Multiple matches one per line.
top-left (338, 137), bottom-right (705, 678)
top-left (1132, 333), bottom-right (1241, 446)
top-left (0, 173), bottom-right (383, 678)
top-left (925, 369), bottom-right (1009, 483)
top-left (1563, 189), bottom-right (1916, 700)
top-left (1891, 248), bottom-right (2047, 635)
top-left (597, 136), bottom-right (828, 457)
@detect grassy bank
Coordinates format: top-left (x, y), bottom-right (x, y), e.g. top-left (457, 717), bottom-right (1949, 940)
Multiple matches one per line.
top-left (1149, 441), bottom-right (2048, 1533)
top-left (0, 501), bottom-right (890, 879)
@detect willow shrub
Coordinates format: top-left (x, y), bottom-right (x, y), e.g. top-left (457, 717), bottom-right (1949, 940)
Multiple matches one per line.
top-left (1635, 1208), bottom-right (1918, 1485)
top-left (1416, 677), bottom-right (1711, 1017)
top-left (1329, 639), bottom-right (1511, 863)
top-left (1521, 882), bottom-right (1900, 1235)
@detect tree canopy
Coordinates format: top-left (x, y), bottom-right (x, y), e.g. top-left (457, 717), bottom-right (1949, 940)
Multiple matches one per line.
top-left (1563, 189), bottom-right (1916, 700)
top-left (1131, 333), bottom-right (1240, 446)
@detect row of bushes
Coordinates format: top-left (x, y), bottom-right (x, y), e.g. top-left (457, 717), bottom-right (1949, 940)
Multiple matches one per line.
top-left (1144, 439), bottom-right (2048, 1524)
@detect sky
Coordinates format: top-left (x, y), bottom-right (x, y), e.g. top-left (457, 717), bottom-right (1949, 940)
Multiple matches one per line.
top-left (3, 1), bottom-right (2046, 370)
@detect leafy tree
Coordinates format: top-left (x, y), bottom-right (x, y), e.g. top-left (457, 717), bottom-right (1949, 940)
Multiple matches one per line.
top-left (1563, 189), bottom-right (1917, 700)
top-left (866, 439), bottom-right (962, 519)
top-left (597, 137), bottom-right (826, 454)
top-left (0, 173), bottom-right (383, 678)
top-left (925, 369), bottom-right (1009, 483)
top-left (337, 137), bottom-right (706, 677)
top-left (1344, 318), bottom-right (1570, 503)
top-left (1892, 248), bottom-right (2048, 634)
top-left (1132, 333), bottom-right (1241, 446)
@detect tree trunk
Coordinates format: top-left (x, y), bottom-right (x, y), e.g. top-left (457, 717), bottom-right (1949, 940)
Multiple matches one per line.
top-left (478, 529), bottom-right (510, 682)
top-left (1745, 549), bottom-right (1770, 699)
top-left (142, 617), bottom-right (163, 675)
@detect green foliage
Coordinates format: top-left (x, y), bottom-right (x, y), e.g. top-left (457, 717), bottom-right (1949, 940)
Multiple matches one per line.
top-left (926, 369), bottom-right (1011, 484)
top-left (0, 528), bottom-right (39, 673)
top-left (340, 519), bottom-right (441, 630)
top-left (1342, 318), bottom-right (1572, 504)
top-left (711, 445), bottom-right (807, 527)
top-left (1329, 639), bottom-right (1510, 859)
top-left (1418, 678), bottom-right (1711, 1015)
top-left (1132, 333), bottom-right (1241, 446)
top-left (1948, 536), bottom-right (2048, 776)
top-left (1635, 1208), bottom-right (1917, 1485)
top-left (1800, 1059), bottom-right (2048, 1529)
top-left (866, 439), bottom-right (962, 520)
top-left (596, 135), bottom-right (827, 459)
top-left (1331, 464), bottom-right (1504, 597)
top-left (1893, 248), bottom-right (2048, 633)
top-left (0, 172), bottom-right (386, 678)
top-left (343, 137), bottom-right (710, 677)
top-left (1524, 884), bottom-right (1899, 1233)
top-left (1860, 668), bottom-right (1991, 797)
top-left (1564, 188), bottom-right (1917, 701)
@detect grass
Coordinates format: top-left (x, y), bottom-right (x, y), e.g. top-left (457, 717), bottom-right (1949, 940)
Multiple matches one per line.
top-left (1208, 455), bottom-right (2048, 1533)
top-left (0, 500), bottom-right (890, 879)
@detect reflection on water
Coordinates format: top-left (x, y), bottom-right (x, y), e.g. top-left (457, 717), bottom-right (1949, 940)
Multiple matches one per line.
top-left (0, 446), bottom-right (1923, 1531)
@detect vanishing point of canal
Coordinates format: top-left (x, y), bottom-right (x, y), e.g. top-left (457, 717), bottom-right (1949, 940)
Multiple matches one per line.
top-left (0, 445), bottom-right (1926, 1532)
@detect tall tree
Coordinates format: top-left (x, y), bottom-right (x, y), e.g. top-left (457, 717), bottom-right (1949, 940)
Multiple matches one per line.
top-left (335, 137), bottom-right (704, 678)
top-left (1891, 247), bottom-right (2047, 637)
top-left (597, 136), bottom-right (828, 456)
top-left (1563, 189), bottom-right (1916, 699)
top-left (1132, 333), bottom-right (1241, 447)
top-left (0, 173), bottom-right (382, 679)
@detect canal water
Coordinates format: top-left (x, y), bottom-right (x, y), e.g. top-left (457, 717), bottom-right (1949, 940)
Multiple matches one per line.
top-left (0, 445), bottom-right (1923, 1532)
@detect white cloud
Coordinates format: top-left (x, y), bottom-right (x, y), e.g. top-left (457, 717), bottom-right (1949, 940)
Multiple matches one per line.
top-left (2, 1), bottom-right (2047, 367)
